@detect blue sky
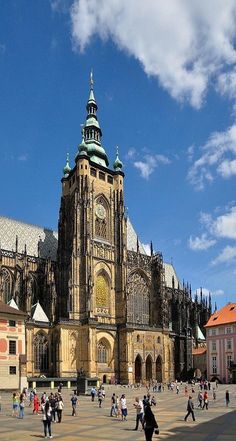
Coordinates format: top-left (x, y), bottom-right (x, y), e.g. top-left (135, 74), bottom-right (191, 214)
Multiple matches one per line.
top-left (1, 0), bottom-right (236, 309)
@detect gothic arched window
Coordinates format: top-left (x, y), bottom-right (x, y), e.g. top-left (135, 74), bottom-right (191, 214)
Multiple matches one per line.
top-left (2, 268), bottom-right (12, 303)
top-left (127, 272), bottom-right (150, 325)
top-left (97, 341), bottom-right (108, 363)
top-left (96, 274), bottom-right (109, 308)
top-left (33, 333), bottom-right (49, 372)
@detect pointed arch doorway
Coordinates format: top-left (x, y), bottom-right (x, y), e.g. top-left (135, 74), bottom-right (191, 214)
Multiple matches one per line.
top-left (146, 354), bottom-right (153, 381)
top-left (156, 355), bottom-right (162, 382)
top-left (135, 354), bottom-right (142, 383)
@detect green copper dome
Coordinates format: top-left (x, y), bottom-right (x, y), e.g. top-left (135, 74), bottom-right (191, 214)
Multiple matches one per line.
top-left (77, 128), bottom-right (88, 157)
top-left (63, 153), bottom-right (71, 177)
top-left (113, 147), bottom-right (123, 171)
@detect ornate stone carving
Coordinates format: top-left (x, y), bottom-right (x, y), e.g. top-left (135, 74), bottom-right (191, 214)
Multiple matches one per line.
top-left (127, 271), bottom-right (150, 325)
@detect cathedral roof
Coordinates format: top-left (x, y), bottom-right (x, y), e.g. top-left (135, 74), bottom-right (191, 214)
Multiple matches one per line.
top-left (127, 218), bottom-right (147, 254)
top-left (163, 262), bottom-right (182, 289)
top-left (0, 216), bottom-right (58, 260)
top-left (31, 301), bottom-right (49, 323)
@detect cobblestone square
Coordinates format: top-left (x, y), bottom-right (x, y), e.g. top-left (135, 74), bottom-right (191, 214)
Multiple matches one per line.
top-left (0, 384), bottom-right (235, 440)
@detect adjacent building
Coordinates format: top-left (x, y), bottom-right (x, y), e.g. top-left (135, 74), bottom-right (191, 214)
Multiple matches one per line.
top-left (205, 303), bottom-right (236, 383)
top-left (0, 74), bottom-right (211, 385)
top-left (0, 300), bottom-right (27, 390)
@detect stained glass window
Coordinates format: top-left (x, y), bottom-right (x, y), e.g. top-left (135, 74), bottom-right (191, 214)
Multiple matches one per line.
top-left (127, 272), bottom-right (150, 325)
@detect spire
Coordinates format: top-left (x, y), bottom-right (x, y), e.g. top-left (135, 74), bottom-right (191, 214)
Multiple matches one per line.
top-left (150, 240), bottom-right (153, 256)
top-left (78, 71), bottom-right (109, 167)
top-left (88, 69), bottom-right (96, 103)
top-left (113, 146), bottom-right (123, 171)
top-left (63, 152), bottom-right (71, 177)
top-left (209, 292), bottom-right (212, 311)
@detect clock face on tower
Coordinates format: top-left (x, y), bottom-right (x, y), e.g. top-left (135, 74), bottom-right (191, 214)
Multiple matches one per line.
top-left (95, 203), bottom-right (106, 220)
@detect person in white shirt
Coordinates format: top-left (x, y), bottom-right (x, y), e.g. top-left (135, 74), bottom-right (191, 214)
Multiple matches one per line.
top-left (133, 397), bottom-right (144, 430)
top-left (41, 400), bottom-right (53, 438)
top-left (120, 394), bottom-right (127, 421)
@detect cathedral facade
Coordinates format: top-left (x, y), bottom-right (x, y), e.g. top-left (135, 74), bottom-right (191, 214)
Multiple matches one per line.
top-left (0, 76), bottom-right (211, 384)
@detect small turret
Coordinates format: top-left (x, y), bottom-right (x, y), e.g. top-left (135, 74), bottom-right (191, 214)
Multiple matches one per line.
top-left (77, 127), bottom-right (88, 157)
top-left (113, 146), bottom-right (123, 172)
top-left (63, 153), bottom-right (71, 177)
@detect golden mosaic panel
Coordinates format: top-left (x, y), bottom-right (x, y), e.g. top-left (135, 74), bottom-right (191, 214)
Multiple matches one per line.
top-left (96, 275), bottom-right (109, 307)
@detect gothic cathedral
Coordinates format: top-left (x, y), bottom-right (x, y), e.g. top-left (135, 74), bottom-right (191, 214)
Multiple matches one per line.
top-left (0, 74), bottom-right (211, 384)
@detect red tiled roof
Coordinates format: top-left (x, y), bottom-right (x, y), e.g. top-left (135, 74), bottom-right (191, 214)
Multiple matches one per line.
top-left (192, 347), bottom-right (206, 355)
top-left (205, 303), bottom-right (236, 328)
top-left (0, 300), bottom-right (26, 317)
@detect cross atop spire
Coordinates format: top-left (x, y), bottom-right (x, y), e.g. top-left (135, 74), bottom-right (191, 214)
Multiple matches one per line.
top-left (90, 69), bottom-right (94, 90)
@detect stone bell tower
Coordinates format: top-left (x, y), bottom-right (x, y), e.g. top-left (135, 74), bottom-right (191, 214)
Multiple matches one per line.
top-left (57, 73), bottom-right (127, 376)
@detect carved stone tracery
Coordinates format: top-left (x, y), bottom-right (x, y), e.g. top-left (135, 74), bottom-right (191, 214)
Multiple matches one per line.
top-left (127, 271), bottom-right (150, 325)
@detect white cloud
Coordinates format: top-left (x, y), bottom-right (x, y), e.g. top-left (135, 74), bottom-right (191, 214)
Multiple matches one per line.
top-left (196, 287), bottom-right (210, 297)
top-left (134, 154), bottom-right (170, 179)
top-left (189, 233), bottom-right (216, 250)
top-left (70, 0), bottom-right (236, 109)
top-left (217, 159), bottom-right (236, 178)
top-left (126, 148), bottom-right (136, 159)
top-left (217, 68), bottom-right (236, 99)
top-left (212, 289), bottom-right (224, 296)
top-left (211, 245), bottom-right (236, 265)
top-left (212, 206), bottom-right (236, 239)
top-left (188, 123), bottom-right (236, 189)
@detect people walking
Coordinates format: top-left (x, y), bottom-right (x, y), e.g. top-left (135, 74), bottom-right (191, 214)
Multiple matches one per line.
top-left (33, 393), bottom-right (40, 415)
top-left (197, 392), bottom-right (203, 408)
top-left (42, 400), bottom-right (53, 439)
top-left (98, 389), bottom-right (103, 408)
top-left (110, 393), bottom-right (117, 417)
top-left (133, 396), bottom-right (144, 430)
top-left (29, 390), bottom-right (34, 407)
top-left (49, 393), bottom-right (56, 422)
top-left (213, 388), bottom-right (216, 401)
top-left (184, 396), bottom-right (195, 421)
top-left (202, 391), bottom-right (209, 410)
top-left (12, 392), bottom-right (19, 417)
top-left (57, 397), bottom-right (64, 423)
top-left (71, 392), bottom-right (78, 416)
top-left (225, 390), bottom-right (230, 407)
top-left (19, 393), bottom-right (25, 419)
top-left (91, 387), bottom-right (96, 402)
top-left (120, 394), bottom-right (128, 421)
top-left (142, 403), bottom-right (159, 441)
